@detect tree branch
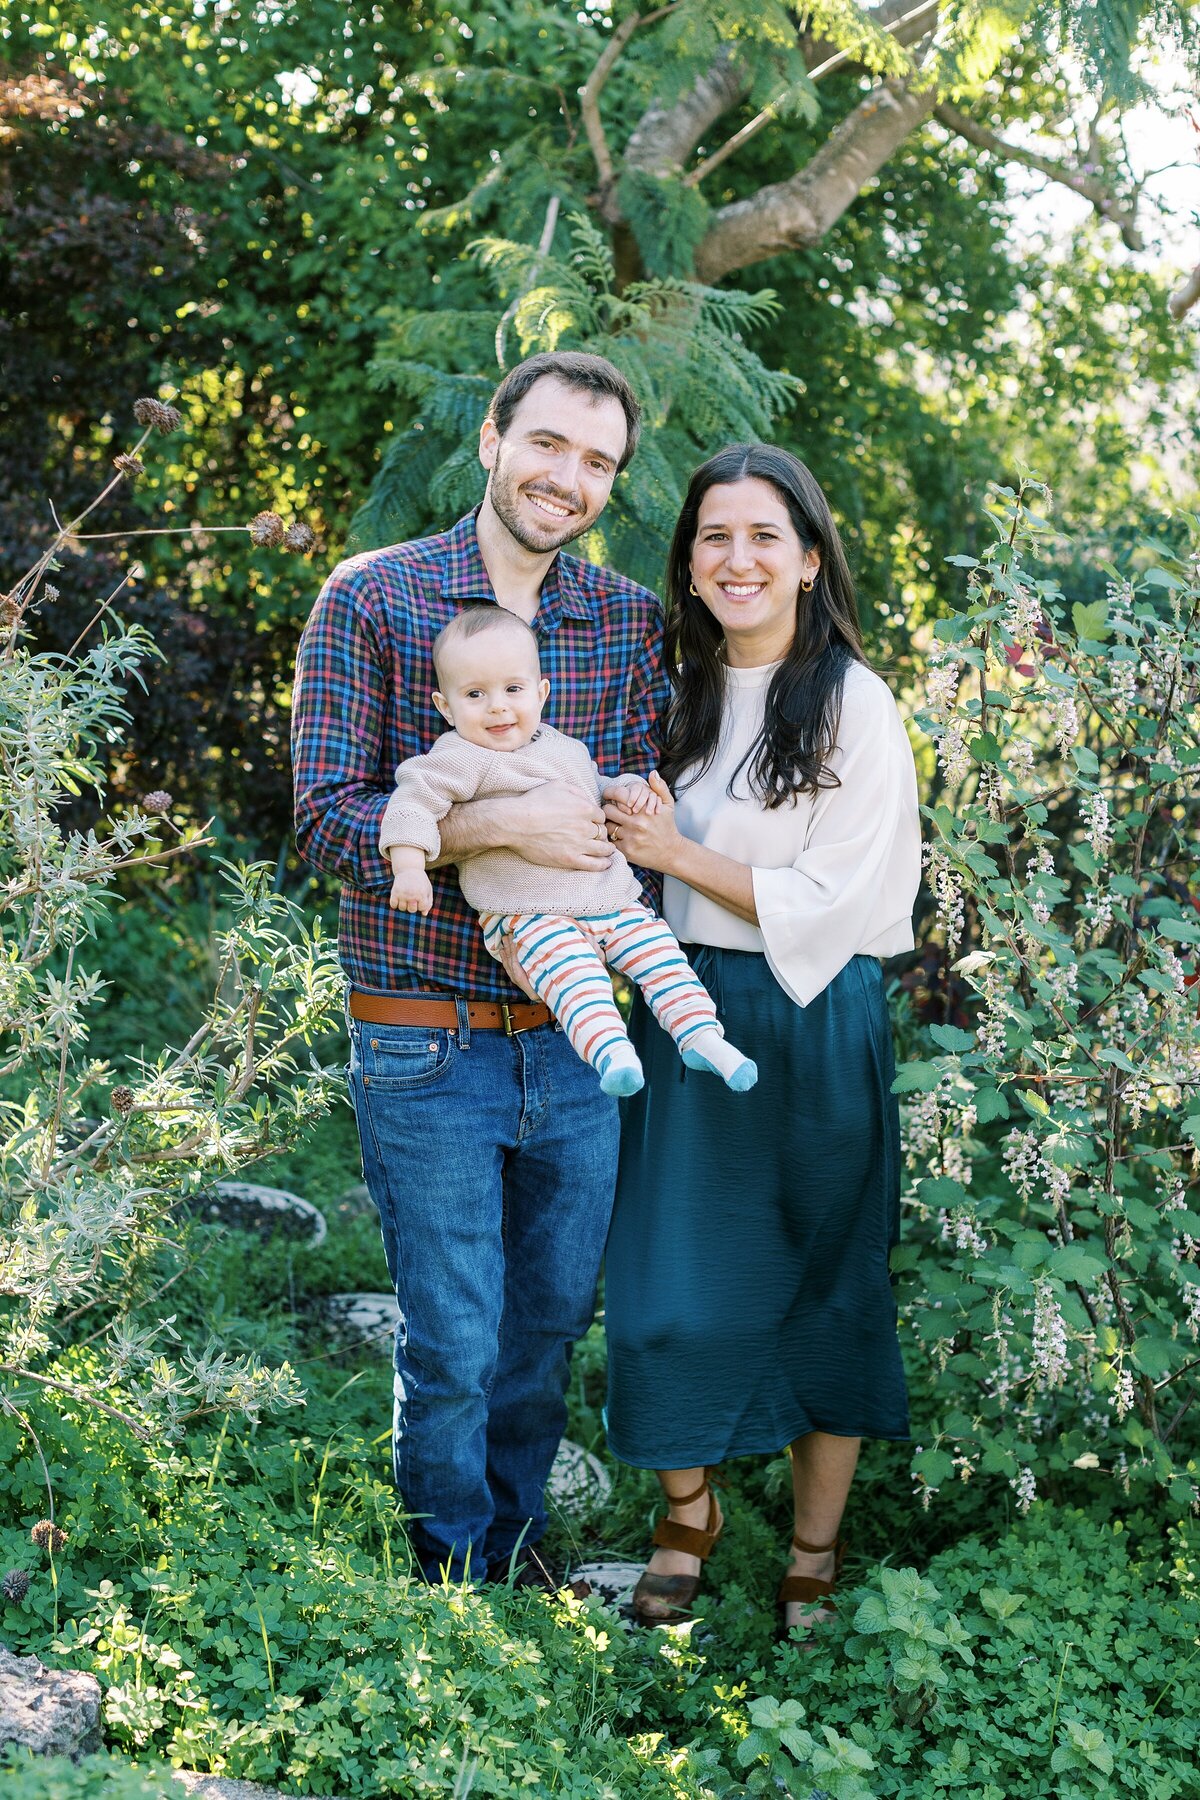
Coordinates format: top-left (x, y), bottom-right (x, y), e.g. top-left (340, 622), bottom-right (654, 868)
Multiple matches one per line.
top-left (934, 101), bottom-right (1144, 251)
top-left (580, 4), bottom-right (683, 210)
top-left (1169, 259), bottom-right (1200, 322)
top-left (686, 0), bottom-right (940, 189)
top-left (694, 76), bottom-right (937, 282)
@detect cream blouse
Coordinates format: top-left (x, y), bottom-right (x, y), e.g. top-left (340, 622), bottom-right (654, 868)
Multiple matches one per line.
top-left (664, 658), bottom-right (921, 1007)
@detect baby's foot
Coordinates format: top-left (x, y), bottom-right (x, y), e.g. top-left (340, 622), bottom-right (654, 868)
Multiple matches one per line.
top-left (599, 1048), bottom-right (645, 1097)
top-left (681, 1028), bottom-right (758, 1092)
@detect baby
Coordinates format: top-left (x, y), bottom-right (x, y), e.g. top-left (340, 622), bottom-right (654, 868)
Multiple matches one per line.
top-left (380, 604), bottom-right (757, 1098)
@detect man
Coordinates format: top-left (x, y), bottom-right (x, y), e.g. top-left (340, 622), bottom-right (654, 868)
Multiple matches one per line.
top-left (291, 351), bottom-right (666, 1586)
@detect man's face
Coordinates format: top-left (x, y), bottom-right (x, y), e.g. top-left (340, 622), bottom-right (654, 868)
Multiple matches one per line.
top-left (479, 375), bottom-right (628, 554)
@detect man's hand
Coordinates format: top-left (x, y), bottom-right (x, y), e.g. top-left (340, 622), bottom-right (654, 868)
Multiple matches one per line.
top-left (602, 773), bottom-right (662, 815)
top-left (508, 780), bottom-right (615, 871)
top-left (388, 847), bottom-right (434, 915)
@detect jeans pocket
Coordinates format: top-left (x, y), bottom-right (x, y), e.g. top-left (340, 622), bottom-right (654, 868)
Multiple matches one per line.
top-left (358, 1024), bottom-right (455, 1090)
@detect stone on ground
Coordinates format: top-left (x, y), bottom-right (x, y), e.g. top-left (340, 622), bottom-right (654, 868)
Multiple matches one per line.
top-left (196, 1182), bottom-right (327, 1246)
top-left (0, 1644), bottom-right (103, 1761)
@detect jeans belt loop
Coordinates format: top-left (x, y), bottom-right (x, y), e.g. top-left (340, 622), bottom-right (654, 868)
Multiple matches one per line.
top-left (455, 997), bottom-right (472, 1050)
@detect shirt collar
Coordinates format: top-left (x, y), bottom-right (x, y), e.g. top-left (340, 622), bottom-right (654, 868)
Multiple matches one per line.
top-left (439, 511), bottom-right (593, 626)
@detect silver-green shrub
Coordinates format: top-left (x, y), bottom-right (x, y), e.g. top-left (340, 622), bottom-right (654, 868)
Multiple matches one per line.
top-left (0, 416), bottom-right (343, 1444)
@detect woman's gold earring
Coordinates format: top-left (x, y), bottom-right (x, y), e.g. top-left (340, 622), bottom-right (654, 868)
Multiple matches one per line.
top-left (689, 580), bottom-right (699, 596)
top-left (800, 573), bottom-right (815, 593)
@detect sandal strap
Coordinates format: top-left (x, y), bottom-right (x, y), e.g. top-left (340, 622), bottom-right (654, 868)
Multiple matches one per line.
top-left (778, 1573), bottom-right (838, 1605)
top-left (659, 1469), bottom-right (712, 1508)
top-left (652, 1491), bottom-right (723, 1561)
top-left (791, 1530), bottom-right (841, 1556)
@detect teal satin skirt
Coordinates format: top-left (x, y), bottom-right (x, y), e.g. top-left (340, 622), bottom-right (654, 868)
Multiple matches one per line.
top-left (604, 947), bottom-right (909, 1467)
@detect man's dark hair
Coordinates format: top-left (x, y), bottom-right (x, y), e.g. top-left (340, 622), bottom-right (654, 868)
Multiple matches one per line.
top-left (487, 352), bottom-right (642, 472)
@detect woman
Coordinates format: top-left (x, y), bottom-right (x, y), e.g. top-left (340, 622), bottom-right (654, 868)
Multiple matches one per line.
top-left (602, 444), bottom-right (921, 1634)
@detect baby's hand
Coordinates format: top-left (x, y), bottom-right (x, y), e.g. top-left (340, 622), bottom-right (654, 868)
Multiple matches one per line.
top-left (605, 774), bottom-right (662, 815)
top-left (389, 868), bottom-right (434, 915)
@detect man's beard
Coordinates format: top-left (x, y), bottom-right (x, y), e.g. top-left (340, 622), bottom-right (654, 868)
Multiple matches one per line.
top-left (486, 448), bottom-right (590, 553)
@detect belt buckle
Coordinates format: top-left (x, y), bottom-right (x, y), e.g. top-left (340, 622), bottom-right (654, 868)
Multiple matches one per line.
top-left (500, 1002), bottom-right (516, 1037)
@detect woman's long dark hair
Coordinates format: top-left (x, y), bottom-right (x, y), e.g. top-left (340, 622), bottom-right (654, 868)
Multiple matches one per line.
top-left (660, 444), bottom-right (866, 809)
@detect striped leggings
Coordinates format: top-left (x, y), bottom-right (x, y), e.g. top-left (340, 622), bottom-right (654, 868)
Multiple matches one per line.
top-left (479, 906), bottom-right (720, 1080)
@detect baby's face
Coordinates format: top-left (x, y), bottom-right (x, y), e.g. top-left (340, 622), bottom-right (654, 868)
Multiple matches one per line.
top-left (433, 629), bottom-right (550, 752)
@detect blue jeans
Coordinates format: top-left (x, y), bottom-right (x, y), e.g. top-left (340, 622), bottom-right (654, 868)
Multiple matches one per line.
top-left (347, 1008), bottom-right (619, 1581)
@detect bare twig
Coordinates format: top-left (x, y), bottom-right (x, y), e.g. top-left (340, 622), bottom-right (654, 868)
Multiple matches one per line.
top-left (0, 1366), bottom-right (152, 1442)
top-left (934, 101), bottom-right (1144, 250)
top-left (494, 193), bottom-right (562, 371)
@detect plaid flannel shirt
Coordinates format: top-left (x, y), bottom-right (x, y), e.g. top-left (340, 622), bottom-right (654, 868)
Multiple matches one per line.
top-left (292, 510), bottom-right (667, 998)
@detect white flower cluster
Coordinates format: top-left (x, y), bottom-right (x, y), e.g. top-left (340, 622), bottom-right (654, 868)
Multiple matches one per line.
top-left (940, 1208), bottom-right (989, 1257)
top-left (1006, 735), bottom-right (1036, 781)
top-left (1003, 1127), bottom-right (1042, 1199)
top-left (1044, 959), bottom-right (1079, 1011)
top-left (1184, 1284), bottom-right (1200, 1343)
top-left (1112, 1364), bottom-right (1136, 1422)
top-left (1026, 844), bottom-right (1056, 926)
top-left (1108, 655), bottom-right (1139, 715)
top-left (925, 844), bottom-right (965, 952)
top-left (925, 657), bottom-right (961, 725)
top-left (1031, 1278), bottom-right (1071, 1388)
top-left (1049, 691), bottom-right (1079, 754)
top-left (978, 763), bottom-right (1003, 821)
top-left (1010, 1466), bottom-right (1037, 1513)
top-left (904, 1076), bottom-right (976, 1187)
top-left (1080, 884), bottom-right (1114, 942)
top-left (1080, 790), bottom-right (1112, 861)
top-left (1004, 581), bottom-right (1043, 643)
top-left (975, 965), bottom-right (1008, 1057)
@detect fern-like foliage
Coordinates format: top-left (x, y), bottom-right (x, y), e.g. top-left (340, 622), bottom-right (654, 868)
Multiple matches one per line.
top-left (1030, 0), bottom-right (1200, 100)
top-left (350, 214), bottom-right (802, 589)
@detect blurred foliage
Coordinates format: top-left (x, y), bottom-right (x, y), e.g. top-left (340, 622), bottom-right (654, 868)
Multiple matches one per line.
top-left (0, 1), bottom-right (1195, 860)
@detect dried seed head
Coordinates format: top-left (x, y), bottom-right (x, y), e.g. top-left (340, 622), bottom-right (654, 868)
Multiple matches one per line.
top-left (114, 452), bottom-right (145, 478)
top-left (249, 510), bottom-right (285, 548)
top-left (0, 594), bottom-right (19, 628)
top-left (134, 397), bottom-right (183, 434)
top-left (2, 1569), bottom-right (31, 1604)
top-left (282, 521), bottom-right (316, 553)
top-left (30, 1520), bottom-right (67, 1554)
top-left (110, 1085), bottom-right (135, 1117)
top-left (141, 790), bottom-right (173, 816)
top-left (43, 584), bottom-right (59, 602)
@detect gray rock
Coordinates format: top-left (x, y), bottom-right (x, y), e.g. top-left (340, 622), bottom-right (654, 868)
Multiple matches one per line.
top-left (320, 1291), bottom-right (402, 1353)
top-left (172, 1774), bottom-right (351, 1800)
top-left (567, 1561), bottom-right (642, 1610)
top-left (0, 1643), bottom-right (103, 1761)
top-left (547, 1439), bottom-right (612, 1515)
top-left (334, 1182), bottom-right (376, 1218)
top-left (195, 1182), bottom-right (327, 1246)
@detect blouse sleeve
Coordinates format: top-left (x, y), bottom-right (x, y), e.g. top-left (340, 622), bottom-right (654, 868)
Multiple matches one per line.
top-left (750, 670), bottom-right (921, 1007)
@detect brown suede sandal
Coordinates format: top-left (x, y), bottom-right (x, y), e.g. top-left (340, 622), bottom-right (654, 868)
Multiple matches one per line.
top-left (777, 1530), bottom-right (846, 1639)
top-left (628, 1470), bottom-right (724, 1626)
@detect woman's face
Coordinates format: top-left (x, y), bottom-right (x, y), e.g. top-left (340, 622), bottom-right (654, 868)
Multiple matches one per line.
top-left (689, 477), bottom-right (820, 664)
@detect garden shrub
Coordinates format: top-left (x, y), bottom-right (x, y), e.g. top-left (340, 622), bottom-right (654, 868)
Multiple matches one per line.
top-left (894, 479), bottom-right (1200, 1508)
top-left (0, 411), bottom-right (344, 1450)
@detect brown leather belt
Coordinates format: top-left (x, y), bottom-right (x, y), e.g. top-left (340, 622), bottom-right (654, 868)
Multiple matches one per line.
top-left (349, 993), bottom-right (552, 1035)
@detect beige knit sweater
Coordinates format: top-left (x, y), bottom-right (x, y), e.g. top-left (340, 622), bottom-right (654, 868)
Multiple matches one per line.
top-left (379, 726), bottom-right (644, 917)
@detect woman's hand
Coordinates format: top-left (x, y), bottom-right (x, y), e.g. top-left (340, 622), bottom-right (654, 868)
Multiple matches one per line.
top-left (603, 771), bottom-right (683, 873)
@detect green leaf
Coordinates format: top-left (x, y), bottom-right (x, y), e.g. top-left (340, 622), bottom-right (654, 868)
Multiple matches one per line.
top-left (930, 1024), bottom-right (976, 1054)
top-left (1050, 1243), bottom-right (1108, 1284)
top-left (1131, 1337), bottom-right (1176, 1379)
top-left (974, 1086), bottom-right (1010, 1122)
top-left (852, 1593), bottom-right (890, 1634)
top-left (1071, 600), bottom-right (1111, 641)
top-left (892, 1061), bottom-right (943, 1093)
top-left (979, 1588), bottom-right (1028, 1619)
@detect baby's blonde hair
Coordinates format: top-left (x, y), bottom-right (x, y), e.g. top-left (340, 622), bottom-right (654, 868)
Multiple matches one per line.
top-left (432, 604), bottom-right (540, 684)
